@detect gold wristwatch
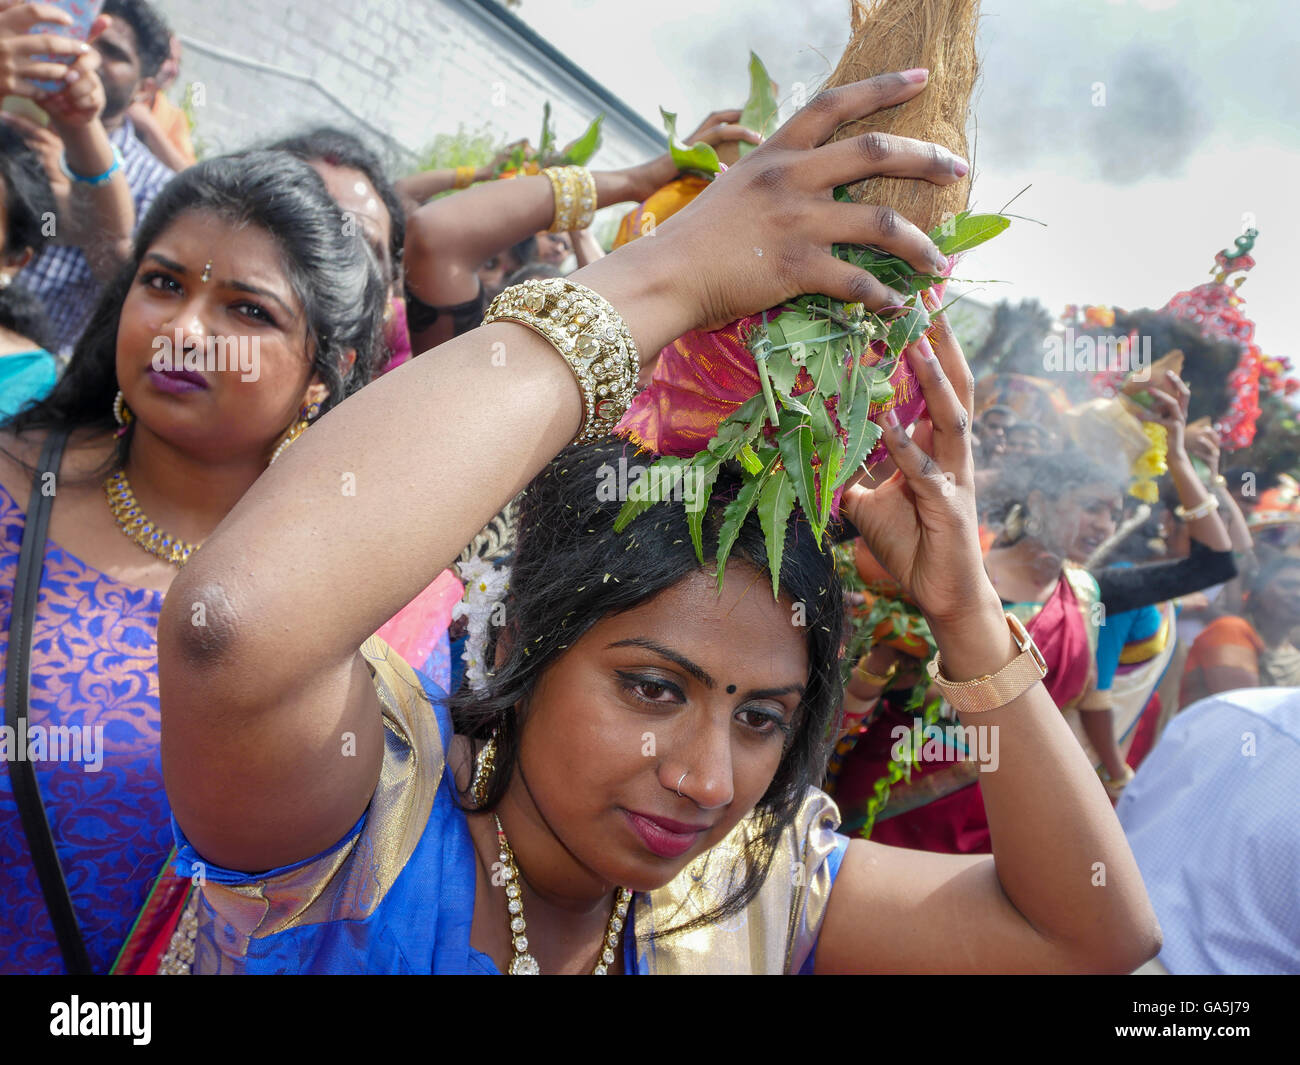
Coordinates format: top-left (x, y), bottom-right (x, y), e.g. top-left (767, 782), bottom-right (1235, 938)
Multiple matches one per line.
top-left (925, 613), bottom-right (1048, 713)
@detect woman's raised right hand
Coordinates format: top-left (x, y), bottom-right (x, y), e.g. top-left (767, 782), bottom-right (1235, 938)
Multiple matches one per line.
top-left (646, 69), bottom-right (969, 334)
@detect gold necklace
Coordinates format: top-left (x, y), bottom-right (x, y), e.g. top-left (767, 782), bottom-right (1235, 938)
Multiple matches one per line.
top-left (104, 470), bottom-right (201, 566)
top-left (493, 814), bottom-right (631, 975)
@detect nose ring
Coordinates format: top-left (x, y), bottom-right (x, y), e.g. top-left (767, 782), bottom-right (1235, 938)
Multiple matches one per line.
top-left (675, 772), bottom-right (688, 798)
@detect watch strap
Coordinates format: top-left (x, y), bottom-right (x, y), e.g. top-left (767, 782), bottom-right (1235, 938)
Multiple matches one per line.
top-left (926, 612), bottom-right (1048, 714)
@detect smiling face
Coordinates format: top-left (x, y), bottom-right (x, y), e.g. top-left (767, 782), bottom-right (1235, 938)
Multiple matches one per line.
top-left (116, 209), bottom-right (329, 463)
top-left (502, 564), bottom-right (809, 895)
top-left (1035, 482), bottom-right (1123, 563)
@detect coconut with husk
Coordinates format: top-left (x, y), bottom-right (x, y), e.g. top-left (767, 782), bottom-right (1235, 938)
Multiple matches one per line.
top-left (823, 0), bottom-right (980, 234)
top-left (617, 0), bottom-right (1003, 597)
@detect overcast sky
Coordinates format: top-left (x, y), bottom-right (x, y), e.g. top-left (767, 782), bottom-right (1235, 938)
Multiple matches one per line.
top-left (509, 0), bottom-right (1298, 360)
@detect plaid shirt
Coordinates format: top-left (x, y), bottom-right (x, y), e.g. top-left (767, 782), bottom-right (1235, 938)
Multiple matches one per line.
top-left (20, 117), bottom-right (175, 356)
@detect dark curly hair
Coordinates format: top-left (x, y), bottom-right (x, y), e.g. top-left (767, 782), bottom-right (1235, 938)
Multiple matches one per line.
top-left (451, 439), bottom-right (845, 939)
top-left (5, 151), bottom-right (387, 469)
top-left (103, 0), bottom-right (172, 80)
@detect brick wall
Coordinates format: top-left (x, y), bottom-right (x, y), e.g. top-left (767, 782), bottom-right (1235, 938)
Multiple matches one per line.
top-left (152, 0), bottom-right (662, 176)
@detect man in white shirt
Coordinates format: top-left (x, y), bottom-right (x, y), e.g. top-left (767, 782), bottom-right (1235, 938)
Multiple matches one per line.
top-left (1118, 687), bottom-right (1300, 974)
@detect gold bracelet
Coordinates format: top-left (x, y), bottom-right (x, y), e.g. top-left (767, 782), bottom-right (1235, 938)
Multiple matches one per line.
top-left (853, 656), bottom-right (899, 688)
top-left (542, 165), bottom-right (596, 233)
top-left (484, 278), bottom-right (640, 445)
top-left (1174, 495), bottom-right (1219, 522)
top-left (454, 165), bottom-right (476, 190)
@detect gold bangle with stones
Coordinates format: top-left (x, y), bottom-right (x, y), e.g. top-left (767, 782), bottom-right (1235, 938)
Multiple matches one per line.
top-left (542, 165), bottom-right (596, 233)
top-left (454, 165), bottom-right (476, 190)
top-left (484, 278), bottom-right (640, 445)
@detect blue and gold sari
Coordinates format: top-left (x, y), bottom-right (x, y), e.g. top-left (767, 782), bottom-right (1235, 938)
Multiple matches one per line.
top-left (173, 638), bottom-right (849, 974)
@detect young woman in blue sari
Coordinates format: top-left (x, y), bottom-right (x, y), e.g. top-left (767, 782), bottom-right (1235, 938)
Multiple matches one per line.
top-left (160, 71), bottom-right (1162, 974)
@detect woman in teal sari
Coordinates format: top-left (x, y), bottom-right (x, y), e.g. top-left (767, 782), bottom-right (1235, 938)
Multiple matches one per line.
top-left (161, 72), bottom-right (1161, 974)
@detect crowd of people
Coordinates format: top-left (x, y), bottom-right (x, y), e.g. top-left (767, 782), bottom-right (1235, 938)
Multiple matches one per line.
top-left (0, 0), bottom-right (1292, 976)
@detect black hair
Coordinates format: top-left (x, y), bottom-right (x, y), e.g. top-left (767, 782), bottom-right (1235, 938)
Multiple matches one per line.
top-left (451, 439), bottom-right (844, 939)
top-left (510, 235), bottom-right (538, 265)
top-left (103, 0), bottom-right (172, 80)
top-left (268, 127), bottom-right (406, 286)
top-left (5, 150), bottom-right (387, 465)
top-left (0, 125), bottom-right (55, 349)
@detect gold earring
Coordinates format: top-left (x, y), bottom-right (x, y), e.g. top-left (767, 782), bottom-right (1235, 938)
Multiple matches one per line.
top-left (471, 730), bottom-right (498, 807)
top-left (113, 390), bottom-right (134, 438)
top-left (1003, 503), bottom-right (1025, 542)
top-left (269, 401), bottom-right (321, 465)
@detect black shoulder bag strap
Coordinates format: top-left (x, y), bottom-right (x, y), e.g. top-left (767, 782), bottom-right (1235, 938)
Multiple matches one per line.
top-left (4, 428), bottom-right (91, 974)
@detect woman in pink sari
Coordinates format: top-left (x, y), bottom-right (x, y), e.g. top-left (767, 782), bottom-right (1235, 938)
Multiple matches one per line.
top-left (833, 376), bottom-right (1237, 850)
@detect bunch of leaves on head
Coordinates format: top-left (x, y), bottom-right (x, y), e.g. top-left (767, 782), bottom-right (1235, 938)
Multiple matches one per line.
top-left (615, 208), bottom-right (1010, 597)
top-left (493, 102), bottom-right (604, 176)
top-left (829, 545), bottom-right (943, 840)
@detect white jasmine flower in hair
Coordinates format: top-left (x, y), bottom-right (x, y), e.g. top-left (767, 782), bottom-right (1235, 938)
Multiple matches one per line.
top-left (454, 560), bottom-right (511, 692)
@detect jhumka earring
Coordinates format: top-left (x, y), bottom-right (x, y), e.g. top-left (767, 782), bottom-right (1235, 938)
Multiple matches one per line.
top-left (112, 390), bottom-right (134, 438)
top-left (269, 401), bottom-right (321, 465)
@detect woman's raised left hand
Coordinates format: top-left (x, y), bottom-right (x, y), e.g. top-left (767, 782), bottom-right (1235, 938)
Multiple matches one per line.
top-left (838, 293), bottom-right (1005, 657)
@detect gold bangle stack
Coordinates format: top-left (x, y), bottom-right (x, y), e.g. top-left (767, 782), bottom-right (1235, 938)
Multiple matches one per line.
top-left (484, 278), bottom-right (640, 445)
top-left (454, 165), bottom-right (476, 190)
top-left (541, 165), bottom-right (596, 233)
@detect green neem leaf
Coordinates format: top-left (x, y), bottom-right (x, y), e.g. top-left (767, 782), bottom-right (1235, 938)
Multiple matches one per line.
top-left (715, 452), bottom-right (778, 587)
top-left (738, 443), bottom-right (764, 475)
top-left (833, 184), bottom-right (853, 204)
top-left (776, 411), bottom-right (821, 545)
top-left (834, 392), bottom-right (885, 491)
top-left (760, 320), bottom-right (801, 394)
top-left (661, 107), bottom-right (722, 174)
top-left (803, 341), bottom-right (847, 396)
top-left (868, 369), bottom-right (897, 405)
top-left (537, 101), bottom-right (556, 162)
top-left (810, 395), bottom-right (837, 443)
top-left (757, 470), bottom-right (797, 597)
top-left (565, 114), bottom-right (605, 165)
top-left (738, 52), bottom-right (779, 157)
top-left (816, 438), bottom-right (842, 530)
top-left (885, 301), bottom-right (931, 352)
top-left (686, 456), bottom-right (721, 563)
top-left (708, 395), bottom-right (765, 460)
top-left (613, 456), bottom-right (683, 531)
top-left (929, 212), bottom-right (1010, 256)
top-left (778, 391), bottom-right (813, 416)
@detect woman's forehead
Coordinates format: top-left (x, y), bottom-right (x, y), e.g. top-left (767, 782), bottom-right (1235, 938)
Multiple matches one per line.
top-left (585, 568), bottom-right (809, 682)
